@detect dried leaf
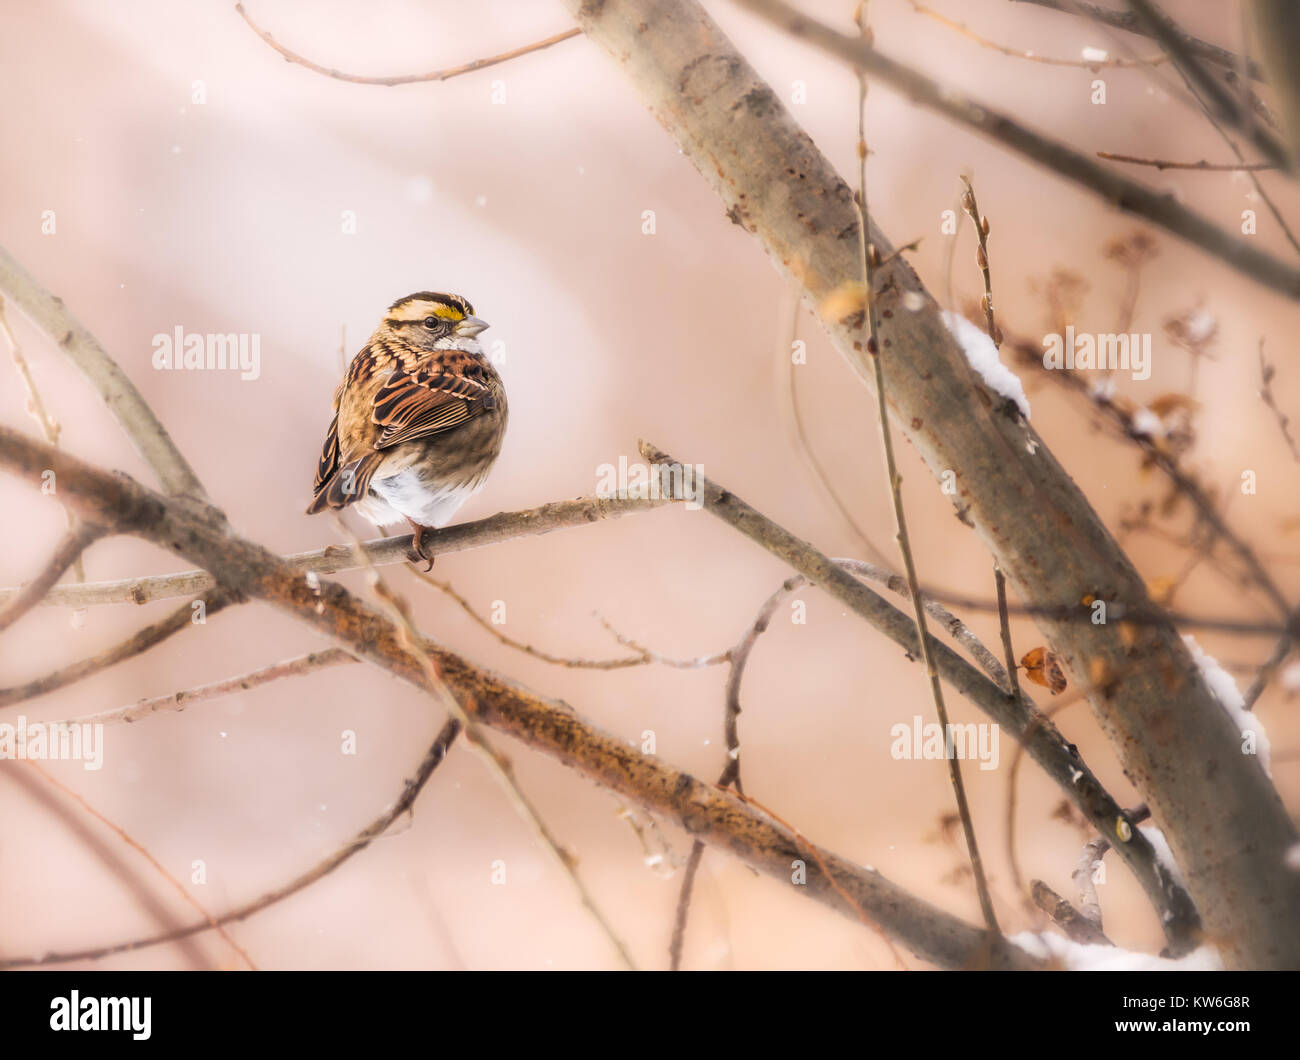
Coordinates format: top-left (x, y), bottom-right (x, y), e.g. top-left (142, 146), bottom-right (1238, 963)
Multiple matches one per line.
top-left (1021, 646), bottom-right (1067, 694)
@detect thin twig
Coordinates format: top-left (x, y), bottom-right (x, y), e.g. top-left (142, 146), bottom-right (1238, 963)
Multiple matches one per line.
top-left (1001, 666), bottom-right (1199, 953)
top-left (236, 3), bottom-right (579, 86)
top-left (1243, 631), bottom-right (1295, 710)
top-left (1010, 0), bottom-right (1265, 81)
top-left (957, 179), bottom-right (1023, 708)
top-left (910, 0), bottom-right (1167, 69)
top-left (0, 590), bottom-right (231, 709)
top-left (1097, 150), bottom-right (1276, 171)
top-left (1258, 340), bottom-right (1300, 461)
top-left (0, 294), bottom-right (89, 604)
top-left (854, 9), bottom-right (999, 938)
top-left (594, 615), bottom-right (731, 669)
top-left (0, 522), bottom-right (106, 635)
top-left (0, 494), bottom-right (669, 610)
top-left (61, 648), bottom-right (356, 727)
top-left (668, 841), bottom-right (707, 970)
top-left (407, 568), bottom-right (651, 669)
top-left (784, 291), bottom-right (894, 569)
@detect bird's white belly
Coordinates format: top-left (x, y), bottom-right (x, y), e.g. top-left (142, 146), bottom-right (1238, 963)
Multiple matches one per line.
top-left (362, 465), bottom-right (482, 530)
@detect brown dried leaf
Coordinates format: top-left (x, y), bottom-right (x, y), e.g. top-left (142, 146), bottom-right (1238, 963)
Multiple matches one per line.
top-left (1021, 646), bottom-right (1067, 694)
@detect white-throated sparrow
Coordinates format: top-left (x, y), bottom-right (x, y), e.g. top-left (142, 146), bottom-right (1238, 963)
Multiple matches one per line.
top-left (306, 292), bottom-right (507, 566)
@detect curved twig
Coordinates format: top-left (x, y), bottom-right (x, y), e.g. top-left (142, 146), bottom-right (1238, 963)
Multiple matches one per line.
top-left (235, 3), bottom-right (579, 87)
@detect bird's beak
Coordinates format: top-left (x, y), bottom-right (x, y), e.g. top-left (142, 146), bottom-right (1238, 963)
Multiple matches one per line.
top-left (455, 315), bottom-right (490, 337)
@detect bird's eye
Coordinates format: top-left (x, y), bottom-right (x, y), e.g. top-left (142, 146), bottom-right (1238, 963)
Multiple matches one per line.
top-left (422, 316), bottom-right (438, 329)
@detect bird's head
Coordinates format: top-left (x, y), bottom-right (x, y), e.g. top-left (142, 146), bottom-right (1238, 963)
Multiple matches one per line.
top-left (380, 292), bottom-right (489, 351)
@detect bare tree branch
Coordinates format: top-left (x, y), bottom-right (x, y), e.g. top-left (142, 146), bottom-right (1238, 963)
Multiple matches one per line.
top-left (0, 521), bottom-right (106, 635)
top-left (1124, 0), bottom-right (1289, 172)
top-left (0, 243), bottom-right (208, 499)
top-left (1011, 0), bottom-right (1265, 81)
top-left (0, 590), bottom-right (231, 709)
top-left (1030, 879), bottom-right (1112, 945)
top-left (0, 494), bottom-right (668, 610)
top-left (1097, 150), bottom-right (1276, 171)
top-left (60, 647), bottom-right (356, 727)
top-left (235, 2), bottom-right (579, 87)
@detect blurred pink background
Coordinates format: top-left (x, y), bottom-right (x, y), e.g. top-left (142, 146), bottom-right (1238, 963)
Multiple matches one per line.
top-left (1, 0), bottom-right (1297, 969)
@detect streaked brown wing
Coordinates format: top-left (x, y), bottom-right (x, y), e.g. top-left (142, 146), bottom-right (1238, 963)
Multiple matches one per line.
top-left (371, 367), bottom-right (496, 451)
top-left (312, 411), bottom-right (341, 494)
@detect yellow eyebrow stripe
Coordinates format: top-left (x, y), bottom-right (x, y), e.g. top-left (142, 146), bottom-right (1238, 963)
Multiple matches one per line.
top-left (387, 302), bottom-right (465, 323)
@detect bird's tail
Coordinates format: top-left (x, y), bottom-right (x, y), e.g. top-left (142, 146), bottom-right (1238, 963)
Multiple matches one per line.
top-left (305, 452), bottom-right (384, 514)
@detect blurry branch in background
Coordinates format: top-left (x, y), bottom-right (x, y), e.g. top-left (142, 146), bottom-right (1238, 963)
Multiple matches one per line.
top-left (407, 568), bottom-right (704, 670)
top-left (1127, 2), bottom-right (1300, 258)
top-left (0, 720), bottom-right (462, 969)
top-left (0, 764), bottom-right (211, 969)
top-left (0, 522), bottom-right (106, 635)
top-left (0, 590), bottom-right (231, 710)
top-left (0, 244), bottom-right (209, 500)
top-left (0, 426), bottom-right (1044, 969)
top-left (999, 317), bottom-right (1292, 619)
top-left (908, 1), bottom-right (1169, 69)
top-left (59, 648), bottom-right (357, 727)
top-left (0, 494), bottom-right (670, 610)
top-left (1010, 0), bottom-right (1265, 80)
top-left (23, 761), bottom-right (258, 970)
top-left (1124, 0), bottom-right (1288, 172)
top-left (783, 290), bottom-right (895, 568)
top-left (1095, 150), bottom-right (1276, 171)
top-left (0, 295), bottom-right (88, 595)
top-left (1248, 1), bottom-right (1300, 167)
top-left (234, 2), bottom-right (579, 87)
top-left (1258, 339), bottom-right (1300, 462)
top-left (733, 0), bottom-right (1300, 300)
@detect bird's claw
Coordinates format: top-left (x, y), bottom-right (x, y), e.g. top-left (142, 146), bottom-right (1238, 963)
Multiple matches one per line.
top-left (408, 524), bottom-right (436, 571)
